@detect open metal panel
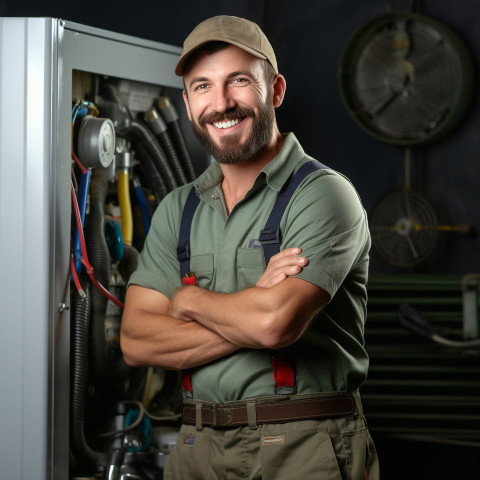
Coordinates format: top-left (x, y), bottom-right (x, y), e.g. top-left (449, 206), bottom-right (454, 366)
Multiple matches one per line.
top-left (0, 17), bottom-right (188, 479)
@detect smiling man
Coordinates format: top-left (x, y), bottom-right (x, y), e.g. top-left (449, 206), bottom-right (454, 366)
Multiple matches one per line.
top-left (183, 43), bottom-right (278, 166)
top-left (121, 15), bottom-right (379, 480)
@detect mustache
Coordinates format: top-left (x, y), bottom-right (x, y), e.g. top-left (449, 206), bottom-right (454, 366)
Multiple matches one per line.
top-left (199, 106), bottom-right (255, 126)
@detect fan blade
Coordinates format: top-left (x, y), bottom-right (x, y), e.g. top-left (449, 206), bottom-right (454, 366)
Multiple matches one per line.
top-left (371, 90), bottom-right (401, 117)
top-left (405, 233), bottom-right (420, 259)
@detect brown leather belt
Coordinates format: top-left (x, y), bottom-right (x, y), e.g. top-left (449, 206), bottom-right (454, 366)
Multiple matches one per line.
top-left (182, 395), bottom-right (355, 428)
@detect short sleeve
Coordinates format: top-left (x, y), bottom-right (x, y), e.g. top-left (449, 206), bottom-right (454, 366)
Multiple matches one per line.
top-left (281, 170), bottom-right (371, 298)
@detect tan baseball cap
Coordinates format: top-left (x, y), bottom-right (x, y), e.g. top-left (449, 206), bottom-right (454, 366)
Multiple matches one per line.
top-left (175, 15), bottom-right (278, 76)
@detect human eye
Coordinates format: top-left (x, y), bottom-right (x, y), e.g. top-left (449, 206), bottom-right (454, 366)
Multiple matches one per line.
top-left (193, 82), bottom-right (210, 92)
top-left (231, 77), bottom-right (250, 86)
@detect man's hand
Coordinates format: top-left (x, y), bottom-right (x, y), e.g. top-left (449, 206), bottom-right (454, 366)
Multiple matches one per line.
top-left (168, 285), bottom-right (198, 322)
top-left (256, 247), bottom-right (308, 288)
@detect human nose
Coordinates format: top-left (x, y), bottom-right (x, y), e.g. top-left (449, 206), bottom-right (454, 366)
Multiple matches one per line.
top-left (212, 85), bottom-right (235, 113)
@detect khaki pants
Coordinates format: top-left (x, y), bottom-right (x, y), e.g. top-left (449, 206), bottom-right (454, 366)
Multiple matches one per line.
top-left (164, 392), bottom-right (380, 480)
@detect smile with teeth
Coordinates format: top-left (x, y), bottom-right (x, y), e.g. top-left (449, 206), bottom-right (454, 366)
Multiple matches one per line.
top-left (212, 118), bottom-right (241, 129)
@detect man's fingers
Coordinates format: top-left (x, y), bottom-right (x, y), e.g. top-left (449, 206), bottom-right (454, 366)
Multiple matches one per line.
top-left (269, 249), bottom-right (308, 269)
top-left (256, 247), bottom-right (308, 288)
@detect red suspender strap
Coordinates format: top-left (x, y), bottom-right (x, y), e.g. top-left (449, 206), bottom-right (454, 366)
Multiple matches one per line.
top-left (182, 357), bottom-right (295, 398)
top-left (181, 370), bottom-right (193, 394)
top-left (181, 275), bottom-right (196, 397)
top-left (271, 354), bottom-right (296, 394)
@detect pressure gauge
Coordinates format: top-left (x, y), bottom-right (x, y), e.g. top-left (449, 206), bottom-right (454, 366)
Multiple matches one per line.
top-left (77, 115), bottom-right (116, 168)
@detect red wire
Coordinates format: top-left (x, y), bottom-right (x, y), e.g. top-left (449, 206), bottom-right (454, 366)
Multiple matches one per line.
top-left (72, 150), bottom-right (87, 174)
top-left (71, 182), bottom-right (125, 309)
top-left (70, 255), bottom-right (86, 298)
top-left (71, 169), bottom-right (79, 192)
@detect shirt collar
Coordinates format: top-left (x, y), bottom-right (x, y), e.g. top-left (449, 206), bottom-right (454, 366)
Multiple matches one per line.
top-left (194, 132), bottom-right (306, 194)
top-left (261, 133), bottom-right (306, 191)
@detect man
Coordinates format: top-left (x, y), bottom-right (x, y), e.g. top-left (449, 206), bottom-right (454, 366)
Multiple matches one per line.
top-left (121, 15), bottom-right (379, 480)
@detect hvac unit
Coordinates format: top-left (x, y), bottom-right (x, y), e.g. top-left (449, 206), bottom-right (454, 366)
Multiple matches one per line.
top-left (0, 18), bottom-right (207, 480)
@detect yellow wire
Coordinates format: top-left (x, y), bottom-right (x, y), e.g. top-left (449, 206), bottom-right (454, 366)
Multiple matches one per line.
top-left (117, 170), bottom-right (133, 245)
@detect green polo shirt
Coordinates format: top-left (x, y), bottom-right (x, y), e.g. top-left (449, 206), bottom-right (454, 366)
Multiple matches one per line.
top-left (128, 133), bottom-right (371, 402)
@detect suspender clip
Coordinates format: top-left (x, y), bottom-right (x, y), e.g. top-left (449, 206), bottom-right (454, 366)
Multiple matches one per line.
top-left (177, 242), bottom-right (191, 262)
top-left (183, 271), bottom-right (197, 286)
top-left (259, 227), bottom-right (281, 245)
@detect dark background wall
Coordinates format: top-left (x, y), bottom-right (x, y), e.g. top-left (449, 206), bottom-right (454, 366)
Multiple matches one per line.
top-left (3, 0), bottom-right (478, 276)
top-left (2, 1), bottom-right (478, 479)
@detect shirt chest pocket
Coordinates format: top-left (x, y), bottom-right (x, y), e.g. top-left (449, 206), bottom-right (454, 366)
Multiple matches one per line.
top-left (190, 254), bottom-right (214, 290)
top-left (236, 248), bottom-right (266, 290)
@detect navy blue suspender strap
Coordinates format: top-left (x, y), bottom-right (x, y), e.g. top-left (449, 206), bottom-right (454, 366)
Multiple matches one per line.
top-left (177, 186), bottom-right (201, 280)
top-left (259, 159), bottom-right (328, 264)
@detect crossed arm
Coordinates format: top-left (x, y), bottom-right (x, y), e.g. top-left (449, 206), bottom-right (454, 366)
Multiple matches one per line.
top-left (120, 248), bottom-right (330, 370)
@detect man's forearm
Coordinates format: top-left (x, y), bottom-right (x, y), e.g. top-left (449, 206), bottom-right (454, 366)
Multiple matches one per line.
top-left (168, 278), bottom-right (328, 349)
top-left (169, 286), bottom-right (271, 348)
top-left (121, 250), bottom-right (323, 368)
top-left (120, 287), bottom-right (240, 369)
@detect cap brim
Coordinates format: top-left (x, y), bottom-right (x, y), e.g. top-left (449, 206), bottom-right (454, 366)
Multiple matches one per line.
top-left (175, 40), bottom-right (267, 76)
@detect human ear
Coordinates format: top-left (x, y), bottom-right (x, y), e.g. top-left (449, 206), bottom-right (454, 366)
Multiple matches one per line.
top-left (272, 74), bottom-right (286, 108)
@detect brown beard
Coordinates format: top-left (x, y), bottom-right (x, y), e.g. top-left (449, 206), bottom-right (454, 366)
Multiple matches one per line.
top-left (190, 100), bottom-right (275, 165)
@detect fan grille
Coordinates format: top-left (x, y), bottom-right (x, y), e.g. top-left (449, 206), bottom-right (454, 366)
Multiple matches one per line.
top-left (339, 11), bottom-right (474, 146)
top-left (370, 188), bottom-right (438, 268)
top-left (355, 22), bottom-right (459, 139)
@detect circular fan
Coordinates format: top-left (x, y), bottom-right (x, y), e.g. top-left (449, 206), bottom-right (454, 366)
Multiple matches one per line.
top-left (338, 11), bottom-right (474, 146)
top-left (369, 188), bottom-right (439, 267)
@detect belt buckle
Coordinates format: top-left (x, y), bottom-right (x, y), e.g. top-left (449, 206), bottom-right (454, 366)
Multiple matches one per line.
top-left (213, 406), bottom-right (232, 427)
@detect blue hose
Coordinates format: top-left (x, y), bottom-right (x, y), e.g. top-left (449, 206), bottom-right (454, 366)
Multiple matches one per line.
top-left (73, 169), bottom-right (92, 272)
top-left (133, 179), bottom-right (151, 235)
top-left (72, 103), bottom-right (90, 122)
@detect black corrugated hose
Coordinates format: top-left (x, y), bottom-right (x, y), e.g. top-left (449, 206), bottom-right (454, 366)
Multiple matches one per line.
top-left (157, 96), bottom-right (197, 182)
top-left (157, 128), bottom-right (188, 185)
top-left (70, 274), bottom-right (106, 468)
top-left (127, 118), bottom-right (178, 193)
top-left (169, 118), bottom-right (197, 182)
top-left (132, 140), bottom-right (169, 204)
top-left (84, 168), bottom-right (130, 389)
top-left (143, 108), bottom-right (188, 186)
